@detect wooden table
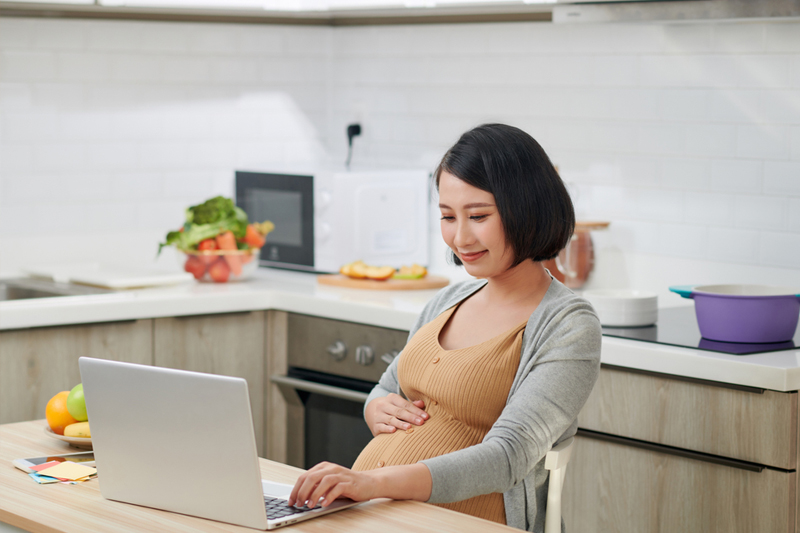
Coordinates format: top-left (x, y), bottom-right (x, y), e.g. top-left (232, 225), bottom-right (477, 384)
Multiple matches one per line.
top-left (1, 420), bottom-right (517, 533)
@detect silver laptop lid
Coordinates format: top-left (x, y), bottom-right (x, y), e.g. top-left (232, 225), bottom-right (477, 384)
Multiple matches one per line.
top-left (79, 357), bottom-right (268, 530)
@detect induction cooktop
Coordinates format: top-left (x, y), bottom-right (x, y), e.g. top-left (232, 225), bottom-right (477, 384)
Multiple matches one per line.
top-left (601, 306), bottom-right (799, 355)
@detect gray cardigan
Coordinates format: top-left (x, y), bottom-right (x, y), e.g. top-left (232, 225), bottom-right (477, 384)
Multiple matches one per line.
top-left (364, 277), bottom-right (602, 532)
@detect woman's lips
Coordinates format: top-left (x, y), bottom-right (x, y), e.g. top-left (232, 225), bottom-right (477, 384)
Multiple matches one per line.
top-left (459, 250), bottom-right (487, 263)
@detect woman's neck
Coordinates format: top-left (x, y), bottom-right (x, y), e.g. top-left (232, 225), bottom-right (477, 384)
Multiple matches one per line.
top-left (481, 260), bottom-right (552, 308)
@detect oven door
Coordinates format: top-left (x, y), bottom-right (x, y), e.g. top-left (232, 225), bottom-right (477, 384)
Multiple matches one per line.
top-left (271, 368), bottom-right (376, 470)
top-left (235, 171), bottom-right (315, 270)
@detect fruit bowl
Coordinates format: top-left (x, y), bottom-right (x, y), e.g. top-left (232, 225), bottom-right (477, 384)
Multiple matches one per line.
top-left (179, 248), bottom-right (260, 283)
top-left (44, 426), bottom-right (92, 450)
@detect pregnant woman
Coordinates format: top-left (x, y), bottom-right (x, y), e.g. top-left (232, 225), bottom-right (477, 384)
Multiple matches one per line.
top-left (289, 124), bottom-right (602, 532)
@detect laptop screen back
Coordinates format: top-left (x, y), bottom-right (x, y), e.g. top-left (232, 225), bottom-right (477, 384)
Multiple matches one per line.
top-left (79, 357), bottom-right (268, 530)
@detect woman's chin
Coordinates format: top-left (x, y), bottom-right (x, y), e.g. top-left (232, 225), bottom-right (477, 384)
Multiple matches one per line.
top-left (462, 264), bottom-right (490, 279)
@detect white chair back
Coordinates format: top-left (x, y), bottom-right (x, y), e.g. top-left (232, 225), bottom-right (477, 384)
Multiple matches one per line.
top-left (544, 437), bottom-right (575, 533)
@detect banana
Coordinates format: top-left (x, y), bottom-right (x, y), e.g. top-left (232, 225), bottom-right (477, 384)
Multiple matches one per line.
top-left (64, 421), bottom-right (91, 438)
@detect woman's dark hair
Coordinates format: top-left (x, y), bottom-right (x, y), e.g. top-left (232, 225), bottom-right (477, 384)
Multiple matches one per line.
top-left (434, 123), bottom-right (574, 267)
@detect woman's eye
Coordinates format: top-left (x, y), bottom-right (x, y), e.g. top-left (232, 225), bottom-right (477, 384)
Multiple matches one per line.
top-left (469, 215), bottom-right (488, 221)
top-left (440, 216), bottom-right (454, 221)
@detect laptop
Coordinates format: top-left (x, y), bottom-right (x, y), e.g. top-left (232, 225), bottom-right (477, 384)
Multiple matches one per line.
top-left (79, 357), bottom-right (359, 530)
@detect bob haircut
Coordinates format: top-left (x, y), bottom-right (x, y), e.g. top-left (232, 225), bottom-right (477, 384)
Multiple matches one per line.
top-left (434, 123), bottom-right (575, 267)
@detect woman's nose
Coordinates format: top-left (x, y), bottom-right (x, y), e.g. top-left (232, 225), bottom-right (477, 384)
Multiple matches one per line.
top-left (453, 220), bottom-right (474, 248)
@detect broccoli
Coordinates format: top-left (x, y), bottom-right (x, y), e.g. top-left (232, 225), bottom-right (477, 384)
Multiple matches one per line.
top-left (158, 195), bottom-right (249, 255)
top-left (187, 196), bottom-right (236, 225)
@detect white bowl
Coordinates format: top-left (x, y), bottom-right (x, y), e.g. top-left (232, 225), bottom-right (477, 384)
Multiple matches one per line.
top-left (582, 289), bottom-right (658, 327)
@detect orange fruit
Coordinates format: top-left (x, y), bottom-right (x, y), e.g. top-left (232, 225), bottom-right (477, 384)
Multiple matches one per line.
top-left (46, 391), bottom-right (79, 435)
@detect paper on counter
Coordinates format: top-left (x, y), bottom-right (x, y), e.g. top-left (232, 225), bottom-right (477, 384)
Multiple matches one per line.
top-left (28, 472), bottom-right (60, 484)
top-left (37, 462), bottom-right (97, 481)
top-left (30, 461), bottom-right (61, 472)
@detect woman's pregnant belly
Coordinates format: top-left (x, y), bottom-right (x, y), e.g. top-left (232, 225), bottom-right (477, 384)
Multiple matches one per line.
top-left (352, 401), bottom-right (484, 471)
top-left (351, 400), bottom-right (507, 524)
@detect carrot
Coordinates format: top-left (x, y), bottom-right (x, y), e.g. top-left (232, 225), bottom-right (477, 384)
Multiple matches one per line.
top-left (244, 224), bottom-right (266, 249)
top-left (215, 231), bottom-right (242, 276)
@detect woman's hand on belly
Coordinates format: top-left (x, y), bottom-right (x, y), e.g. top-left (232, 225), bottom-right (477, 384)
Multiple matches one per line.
top-left (365, 393), bottom-right (429, 437)
top-left (288, 462), bottom-right (432, 509)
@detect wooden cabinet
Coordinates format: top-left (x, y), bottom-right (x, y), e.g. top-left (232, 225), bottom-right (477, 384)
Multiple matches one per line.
top-left (567, 364), bottom-right (799, 533)
top-left (0, 320), bottom-right (153, 425)
top-left (579, 365), bottom-right (797, 469)
top-left (563, 435), bottom-right (796, 533)
top-left (153, 311), bottom-right (266, 455)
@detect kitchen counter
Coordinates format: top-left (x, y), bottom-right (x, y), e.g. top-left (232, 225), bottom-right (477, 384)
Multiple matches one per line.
top-left (0, 269), bottom-right (431, 333)
top-left (2, 269), bottom-right (799, 392)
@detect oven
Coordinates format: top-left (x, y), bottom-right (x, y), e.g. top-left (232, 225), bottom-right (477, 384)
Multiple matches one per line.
top-left (270, 313), bottom-right (409, 470)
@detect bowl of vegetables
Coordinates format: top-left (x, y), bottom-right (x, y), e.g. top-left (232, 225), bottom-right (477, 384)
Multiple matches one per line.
top-left (159, 196), bottom-right (273, 283)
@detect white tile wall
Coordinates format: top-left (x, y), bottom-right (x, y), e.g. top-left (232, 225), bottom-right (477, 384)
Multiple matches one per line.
top-left (326, 18), bottom-right (800, 285)
top-left (0, 17), bottom-right (330, 272)
top-left (0, 16), bottom-right (798, 287)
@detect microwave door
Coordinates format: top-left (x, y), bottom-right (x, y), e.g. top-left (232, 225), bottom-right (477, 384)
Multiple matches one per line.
top-left (236, 172), bottom-right (314, 270)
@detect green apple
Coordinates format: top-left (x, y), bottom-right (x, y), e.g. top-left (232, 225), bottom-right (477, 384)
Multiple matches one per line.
top-left (66, 383), bottom-right (88, 422)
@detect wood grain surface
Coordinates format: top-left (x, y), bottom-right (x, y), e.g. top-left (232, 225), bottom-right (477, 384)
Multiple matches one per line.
top-left (0, 420), bottom-right (517, 533)
top-left (0, 320), bottom-right (153, 426)
top-left (317, 275), bottom-right (449, 291)
top-left (578, 366), bottom-right (798, 469)
top-left (153, 312), bottom-right (265, 456)
top-left (563, 435), bottom-right (796, 533)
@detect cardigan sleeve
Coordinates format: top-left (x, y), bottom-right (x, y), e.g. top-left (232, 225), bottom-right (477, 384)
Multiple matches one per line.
top-left (420, 303), bottom-right (601, 503)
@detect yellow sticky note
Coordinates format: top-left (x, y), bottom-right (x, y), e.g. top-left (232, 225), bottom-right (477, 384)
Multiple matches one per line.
top-left (37, 462), bottom-right (97, 481)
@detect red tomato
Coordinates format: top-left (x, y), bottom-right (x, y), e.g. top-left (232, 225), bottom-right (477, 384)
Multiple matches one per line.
top-left (198, 239), bottom-right (218, 251)
top-left (184, 255), bottom-right (206, 280)
top-left (208, 258), bottom-right (231, 283)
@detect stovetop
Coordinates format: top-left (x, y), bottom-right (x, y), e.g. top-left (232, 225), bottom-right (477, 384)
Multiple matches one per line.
top-left (601, 306), bottom-right (799, 355)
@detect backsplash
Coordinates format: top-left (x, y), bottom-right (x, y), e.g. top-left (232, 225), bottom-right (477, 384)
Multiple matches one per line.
top-left (1, 16), bottom-right (798, 292)
top-left (325, 20), bottom-right (800, 290)
top-left (0, 17), bottom-right (331, 271)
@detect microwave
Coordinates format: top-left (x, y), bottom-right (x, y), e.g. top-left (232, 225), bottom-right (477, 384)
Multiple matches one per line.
top-left (235, 169), bottom-right (430, 273)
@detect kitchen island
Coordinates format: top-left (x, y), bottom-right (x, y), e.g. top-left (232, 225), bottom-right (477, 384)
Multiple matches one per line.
top-left (2, 268), bottom-right (799, 532)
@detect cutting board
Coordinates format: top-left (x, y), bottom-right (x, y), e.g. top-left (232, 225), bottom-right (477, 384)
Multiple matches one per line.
top-left (25, 264), bottom-right (193, 290)
top-left (69, 269), bottom-right (193, 290)
top-left (318, 274), bottom-right (449, 291)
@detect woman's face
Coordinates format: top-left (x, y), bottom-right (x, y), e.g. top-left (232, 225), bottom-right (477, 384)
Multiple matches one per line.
top-left (438, 171), bottom-right (514, 278)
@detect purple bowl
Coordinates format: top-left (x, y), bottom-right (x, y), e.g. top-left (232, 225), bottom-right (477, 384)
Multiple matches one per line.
top-left (670, 284), bottom-right (800, 344)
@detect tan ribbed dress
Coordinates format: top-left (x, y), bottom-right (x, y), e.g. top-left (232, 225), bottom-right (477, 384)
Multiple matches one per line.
top-left (352, 303), bottom-right (526, 525)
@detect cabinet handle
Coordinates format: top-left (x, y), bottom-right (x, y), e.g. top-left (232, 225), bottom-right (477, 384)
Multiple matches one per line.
top-left (601, 364), bottom-right (766, 394)
top-left (576, 429), bottom-right (765, 473)
top-left (174, 311), bottom-right (254, 319)
top-left (270, 374), bottom-right (369, 403)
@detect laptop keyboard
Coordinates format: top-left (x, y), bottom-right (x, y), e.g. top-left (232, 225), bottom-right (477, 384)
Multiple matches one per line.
top-left (264, 496), bottom-right (316, 520)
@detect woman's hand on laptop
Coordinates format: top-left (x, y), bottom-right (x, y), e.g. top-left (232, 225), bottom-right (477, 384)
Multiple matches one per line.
top-left (364, 394), bottom-right (429, 437)
top-left (288, 462), bottom-right (432, 509)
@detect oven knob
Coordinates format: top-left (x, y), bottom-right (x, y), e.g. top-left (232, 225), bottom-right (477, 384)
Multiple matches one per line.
top-left (380, 350), bottom-right (399, 366)
top-left (327, 341), bottom-right (347, 361)
top-left (355, 345), bottom-right (374, 366)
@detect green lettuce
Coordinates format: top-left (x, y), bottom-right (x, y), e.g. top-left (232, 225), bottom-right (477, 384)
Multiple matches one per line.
top-left (158, 196), bottom-right (249, 255)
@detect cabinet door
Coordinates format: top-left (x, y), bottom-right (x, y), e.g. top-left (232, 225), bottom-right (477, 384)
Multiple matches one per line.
top-left (579, 365), bottom-right (797, 469)
top-left (563, 435), bottom-right (796, 533)
top-left (153, 312), bottom-right (265, 455)
top-left (0, 320), bottom-right (153, 424)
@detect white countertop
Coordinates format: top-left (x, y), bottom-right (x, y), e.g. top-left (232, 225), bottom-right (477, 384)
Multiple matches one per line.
top-left (2, 269), bottom-right (799, 392)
